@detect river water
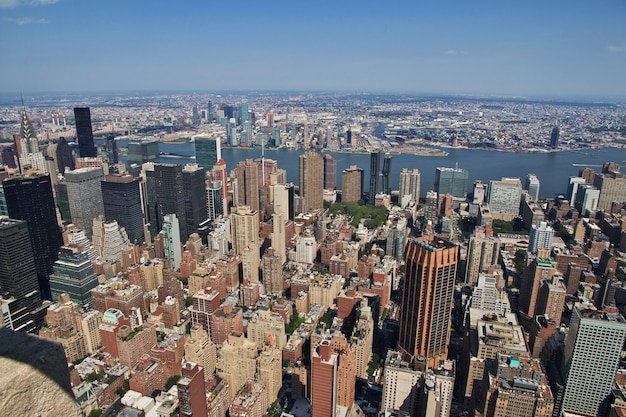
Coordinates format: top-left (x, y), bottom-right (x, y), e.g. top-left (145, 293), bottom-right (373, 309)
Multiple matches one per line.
top-left (112, 140), bottom-right (626, 199)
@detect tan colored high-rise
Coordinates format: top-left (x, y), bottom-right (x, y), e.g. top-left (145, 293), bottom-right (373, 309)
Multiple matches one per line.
top-left (398, 236), bottom-right (458, 369)
top-left (230, 206), bottom-right (259, 256)
top-left (299, 151), bottom-right (324, 211)
top-left (341, 165), bottom-right (363, 203)
top-left (234, 159), bottom-right (260, 212)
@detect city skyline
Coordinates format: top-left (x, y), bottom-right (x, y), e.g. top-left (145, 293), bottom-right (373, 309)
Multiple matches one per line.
top-left (0, 1), bottom-right (625, 99)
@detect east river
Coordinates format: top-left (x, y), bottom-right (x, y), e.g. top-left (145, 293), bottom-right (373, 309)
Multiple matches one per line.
top-left (115, 140), bottom-right (626, 199)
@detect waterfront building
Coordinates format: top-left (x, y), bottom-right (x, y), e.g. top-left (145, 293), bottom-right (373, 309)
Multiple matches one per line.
top-left (299, 151), bottom-right (324, 211)
top-left (193, 136), bottom-right (222, 172)
top-left (369, 151), bottom-right (380, 203)
top-left (487, 177), bottom-right (522, 219)
top-left (127, 141), bottom-right (159, 165)
top-left (434, 166), bottom-right (468, 198)
top-left (381, 153), bottom-right (392, 195)
top-left (324, 154), bottom-right (337, 190)
top-left (398, 236), bottom-right (458, 368)
top-left (341, 165), bottom-right (364, 202)
top-left (550, 126), bottom-right (560, 148)
top-left (594, 168), bottom-right (626, 211)
top-left (525, 173), bottom-right (541, 201)
top-left (74, 107), bottom-right (97, 158)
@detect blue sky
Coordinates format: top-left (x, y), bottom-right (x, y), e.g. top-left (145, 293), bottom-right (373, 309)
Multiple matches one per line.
top-left (1, 0), bottom-right (626, 99)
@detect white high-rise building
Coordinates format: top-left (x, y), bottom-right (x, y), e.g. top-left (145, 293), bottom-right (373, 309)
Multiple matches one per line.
top-left (560, 307), bottom-right (626, 417)
top-left (528, 221), bottom-right (553, 254)
top-left (381, 350), bottom-right (423, 416)
top-left (399, 168), bottom-right (421, 207)
top-left (162, 214), bottom-right (182, 270)
top-left (567, 176), bottom-right (587, 204)
top-left (294, 234), bottom-right (316, 264)
top-left (525, 173), bottom-right (540, 201)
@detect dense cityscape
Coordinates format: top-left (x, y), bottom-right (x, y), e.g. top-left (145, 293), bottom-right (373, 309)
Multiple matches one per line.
top-left (1, 92), bottom-right (626, 417)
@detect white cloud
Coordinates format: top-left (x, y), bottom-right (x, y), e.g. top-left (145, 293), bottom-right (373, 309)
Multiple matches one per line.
top-left (3, 16), bottom-right (48, 24)
top-left (0, 0), bottom-right (59, 8)
top-left (444, 50), bottom-right (467, 56)
top-left (608, 44), bottom-right (626, 53)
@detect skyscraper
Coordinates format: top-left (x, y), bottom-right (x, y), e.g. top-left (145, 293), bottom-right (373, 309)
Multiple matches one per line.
top-left (55, 137), bottom-right (75, 173)
top-left (323, 154), bottom-right (337, 190)
top-left (341, 165), bottom-right (363, 203)
top-left (161, 214), bottom-right (182, 270)
top-left (299, 151), bottom-right (324, 211)
top-left (311, 340), bottom-right (338, 417)
top-left (73, 107), bottom-right (97, 158)
top-left (101, 173), bottom-right (144, 244)
top-left (398, 236), bottom-right (458, 368)
top-left (65, 167), bottom-right (105, 238)
top-left (399, 168), bottom-right (421, 205)
top-left (549, 126), bottom-right (559, 148)
top-left (369, 151), bottom-right (380, 203)
top-left (0, 217), bottom-right (46, 333)
top-left (182, 164), bottom-right (208, 237)
top-left (207, 180), bottom-right (224, 220)
top-left (528, 221), bottom-right (554, 254)
top-left (381, 153), bottom-right (392, 195)
top-left (234, 159), bottom-right (260, 212)
top-left (194, 137), bottom-right (220, 171)
top-left (560, 307), bottom-right (626, 416)
top-left (127, 141), bottom-right (159, 165)
top-left (148, 164), bottom-right (188, 242)
top-left (230, 206), bottom-right (259, 256)
top-left (178, 362), bottom-right (208, 417)
top-left (525, 173), bottom-right (540, 201)
top-left (3, 173), bottom-right (62, 300)
top-left (49, 246), bottom-right (99, 308)
top-left (434, 167), bottom-right (468, 198)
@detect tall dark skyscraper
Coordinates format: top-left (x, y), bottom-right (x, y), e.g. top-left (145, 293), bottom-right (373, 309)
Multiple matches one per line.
top-left (101, 173), bottom-right (145, 244)
top-left (550, 126), bottom-right (560, 148)
top-left (182, 164), bottom-right (208, 238)
top-left (381, 153), bottom-right (392, 195)
top-left (398, 236), bottom-right (458, 369)
top-left (0, 218), bottom-right (47, 333)
top-left (146, 164), bottom-right (188, 242)
top-left (104, 135), bottom-right (118, 164)
top-left (73, 107), bottom-right (97, 157)
top-left (3, 173), bottom-right (62, 300)
top-left (369, 151), bottom-right (380, 203)
top-left (55, 137), bottom-right (75, 173)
